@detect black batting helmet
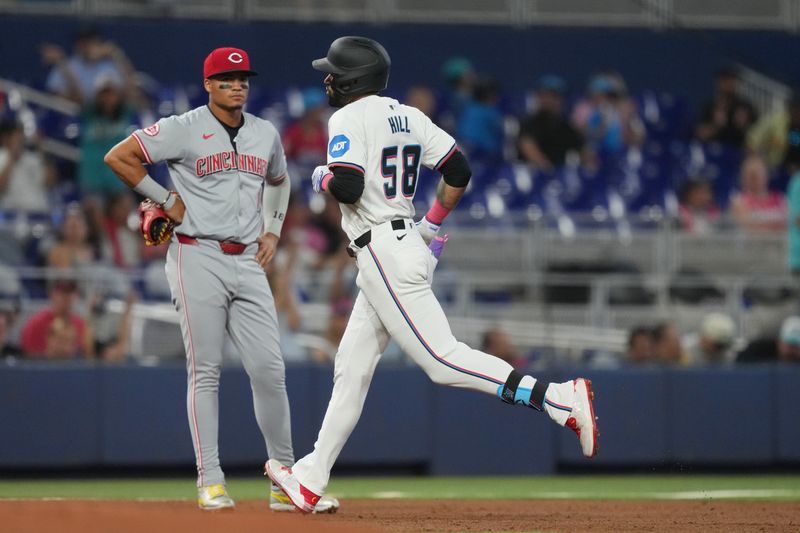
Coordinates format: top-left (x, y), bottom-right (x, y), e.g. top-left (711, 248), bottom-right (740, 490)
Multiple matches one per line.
top-left (312, 36), bottom-right (391, 97)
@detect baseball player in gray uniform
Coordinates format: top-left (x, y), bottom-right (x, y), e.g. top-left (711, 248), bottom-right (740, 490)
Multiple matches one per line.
top-left (104, 46), bottom-right (337, 513)
top-left (266, 37), bottom-right (599, 513)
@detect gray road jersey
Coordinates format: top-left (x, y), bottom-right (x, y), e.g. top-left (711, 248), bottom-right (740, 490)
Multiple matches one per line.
top-left (132, 106), bottom-right (288, 243)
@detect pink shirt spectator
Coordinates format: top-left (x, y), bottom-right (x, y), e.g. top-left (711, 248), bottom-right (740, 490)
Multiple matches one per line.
top-left (731, 155), bottom-right (788, 231)
top-left (20, 308), bottom-right (86, 357)
top-left (732, 191), bottom-right (787, 231)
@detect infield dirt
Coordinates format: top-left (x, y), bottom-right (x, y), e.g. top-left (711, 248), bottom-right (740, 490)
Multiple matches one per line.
top-left (2, 498), bottom-right (798, 532)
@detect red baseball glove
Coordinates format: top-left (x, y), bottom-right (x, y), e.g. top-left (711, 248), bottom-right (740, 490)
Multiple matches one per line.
top-left (138, 199), bottom-right (174, 246)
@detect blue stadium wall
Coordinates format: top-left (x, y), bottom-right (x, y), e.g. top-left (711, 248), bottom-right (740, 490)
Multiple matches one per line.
top-left (1, 363), bottom-right (798, 472)
top-left (3, 16), bottom-right (800, 109)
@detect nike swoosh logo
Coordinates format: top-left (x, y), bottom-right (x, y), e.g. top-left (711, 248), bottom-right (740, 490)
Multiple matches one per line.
top-left (202, 133), bottom-right (215, 140)
top-left (396, 234), bottom-right (406, 241)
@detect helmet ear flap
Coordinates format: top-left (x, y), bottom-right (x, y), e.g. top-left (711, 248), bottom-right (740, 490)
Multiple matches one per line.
top-left (314, 36), bottom-right (390, 98)
top-left (334, 77), bottom-right (356, 95)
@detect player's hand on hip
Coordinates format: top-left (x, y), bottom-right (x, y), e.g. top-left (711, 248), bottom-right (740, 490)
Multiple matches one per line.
top-left (311, 165), bottom-right (332, 193)
top-left (256, 232), bottom-right (279, 271)
top-left (163, 192), bottom-right (185, 224)
top-left (415, 216), bottom-right (440, 245)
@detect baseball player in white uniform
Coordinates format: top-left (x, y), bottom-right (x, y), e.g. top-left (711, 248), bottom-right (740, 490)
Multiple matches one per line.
top-left (104, 47), bottom-right (337, 513)
top-left (266, 36), bottom-right (599, 513)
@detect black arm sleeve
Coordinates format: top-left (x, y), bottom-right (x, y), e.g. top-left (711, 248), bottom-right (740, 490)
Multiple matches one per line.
top-left (328, 165), bottom-right (365, 204)
top-left (439, 150), bottom-right (472, 187)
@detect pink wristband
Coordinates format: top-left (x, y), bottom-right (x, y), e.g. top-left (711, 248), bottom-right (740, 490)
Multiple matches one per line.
top-left (321, 173), bottom-right (333, 191)
top-left (425, 199), bottom-right (451, 225)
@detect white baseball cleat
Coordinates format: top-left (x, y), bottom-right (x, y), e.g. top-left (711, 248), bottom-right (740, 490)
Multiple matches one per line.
top-left (270, 483), bottom-right (340, 513)
top-left (565, 378), bottom-right (599, 458)
top-left (544, 378), bottom-right (599, 458)
top-left (264, 459), bottom-right (320, 514)
top-left (197, 483), bottom-right (235, 510)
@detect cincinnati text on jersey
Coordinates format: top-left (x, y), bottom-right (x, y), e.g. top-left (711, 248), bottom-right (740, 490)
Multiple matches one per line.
top-left (195, 150), bottom-right (269, 178)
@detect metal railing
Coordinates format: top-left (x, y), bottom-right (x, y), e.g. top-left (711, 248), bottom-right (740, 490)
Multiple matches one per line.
top-left (737, 64), bottom-right (792, 117)
top-left (0, 206), bottom-right (792, 360)
top-left (0, 77), bottom-right (81, 162)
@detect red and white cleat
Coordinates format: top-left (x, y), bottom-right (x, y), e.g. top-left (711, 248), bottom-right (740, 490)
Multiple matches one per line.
top-left (565, 378), bottom-right (599, 458)
top-left (264, 459), bottom-right (321, 514)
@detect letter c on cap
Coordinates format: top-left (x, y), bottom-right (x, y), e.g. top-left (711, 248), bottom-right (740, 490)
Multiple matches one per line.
top-left (228, 52), bottom-right (243, 63)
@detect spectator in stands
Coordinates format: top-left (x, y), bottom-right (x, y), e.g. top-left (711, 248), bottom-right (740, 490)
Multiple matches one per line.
top-left (310, 249), bottom-right (356, 363)
top-left (683, 312), bottom-right (737, 366)
top-left (737, 316), bottom-right (800, 363)
top-left (281, 193), bottom-right (314, 252)
top-left (0, 119), bottom-right (55, 214)
top-left (787, 164), bottom-right (800, 275)
top-left (784, 107), bottom-right (800, 178)
top-left (406, 85), bottom-right (437, 120)
top-left (98, 191), bottom-right (141, 268)
top-left (651, 321), bottom-right (685, 365)
top-left (44, 317), bottom-right (79, 359)
top-left (439, 56), bottom-right (476, 133)
top-left (695, 66), bottom-right (757, 148)
top-left (266, 238), bottom-right (306, 363)
top-left (78, 75), bottom-right (138, 199)
top-left (517, 75), bottom-right (583, 171)
top-left (482, 327), bottom-right (527, 369)
top-left (311, 297), bottom-right (352, 364)
top-left (20, 279), bottom-right (93, 358)
top-left (265, 195), bottom-right (313, 361)
top-left (0, 267), bottom-right (21, 357)
top-left (0, 307), bottom-right (19, 356)
top-left (40, 28), bottom-right (136, 104)
top-left (283, 88), bottom-right (328, 168)
top-left (47, 203), bottom-right (98, 269)
top-left (729, 154), bottom-right (787, 232)
top-left (776, 318), bottom-right (800, 362)
top-left (677, 178), bottom-right (721, 234)
top-left (280, 195), bottom-right (342, 303)
top-left (571, 73), bottom-right (644, 158)
top-left (457, 77), bottom-right (504, 161)
top-left (86, 289), bottom-right (136, 362)
top-left (747, 92), bottom-right (800, 174)
top-left (626, 326), bottom-right (654, 364)
top-left (308, 196), bottom-right (349, 269)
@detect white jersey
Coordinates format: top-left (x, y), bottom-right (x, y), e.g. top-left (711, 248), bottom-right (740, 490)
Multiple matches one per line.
top-left (326, 95), bottom-right (456, 241)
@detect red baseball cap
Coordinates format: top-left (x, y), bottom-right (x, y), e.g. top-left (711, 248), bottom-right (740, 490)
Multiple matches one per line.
top-left (203, 47), bottom-right (258, 79)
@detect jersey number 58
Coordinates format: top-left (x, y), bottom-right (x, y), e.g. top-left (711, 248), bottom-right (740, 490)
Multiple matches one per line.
top-left (382, 145), bottom-right (421, 199)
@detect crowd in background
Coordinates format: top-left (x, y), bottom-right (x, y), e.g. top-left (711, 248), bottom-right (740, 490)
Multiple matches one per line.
top-left (624, 313), bottom-right (800, 366)
top-left (0, 28), bottom-right (799, 365)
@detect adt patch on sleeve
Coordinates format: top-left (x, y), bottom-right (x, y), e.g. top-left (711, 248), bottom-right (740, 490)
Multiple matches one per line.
top-left (328, 134), bottom-right (350, 158)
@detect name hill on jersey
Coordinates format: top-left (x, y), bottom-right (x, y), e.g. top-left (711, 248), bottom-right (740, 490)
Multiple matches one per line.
top-left (388, 115), bottom-right (411, 134)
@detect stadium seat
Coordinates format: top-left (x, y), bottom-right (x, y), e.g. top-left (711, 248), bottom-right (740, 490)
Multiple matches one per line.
top-left (638, 91), bottom-right (690, 141)
top-left (677, 141), bottom-right (742, 209)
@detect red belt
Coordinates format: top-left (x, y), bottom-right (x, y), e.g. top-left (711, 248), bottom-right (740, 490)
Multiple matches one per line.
top-left (176, 234), bottom-right (247, 255)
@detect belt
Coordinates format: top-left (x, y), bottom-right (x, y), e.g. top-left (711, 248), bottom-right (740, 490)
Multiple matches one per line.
top-left (176, 233), bottom-right (247, 255)
top-left (347, 219), bottom-right (407, 257)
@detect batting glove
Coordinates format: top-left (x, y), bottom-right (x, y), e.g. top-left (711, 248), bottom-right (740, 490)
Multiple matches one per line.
top-left (416, 216), bottom-right (440, 245)
top-left (311, 165), bottom-right (332, 193)
top-left (429, 234), bottom-right (448, 260)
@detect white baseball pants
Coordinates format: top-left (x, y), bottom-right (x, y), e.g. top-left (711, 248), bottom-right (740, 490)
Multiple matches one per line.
top-left (292, 219), bottom-right (518, 494)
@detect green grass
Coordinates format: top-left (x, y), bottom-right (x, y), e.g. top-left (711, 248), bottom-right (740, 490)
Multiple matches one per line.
top-left (0, 475), bottom-right (799, 501)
